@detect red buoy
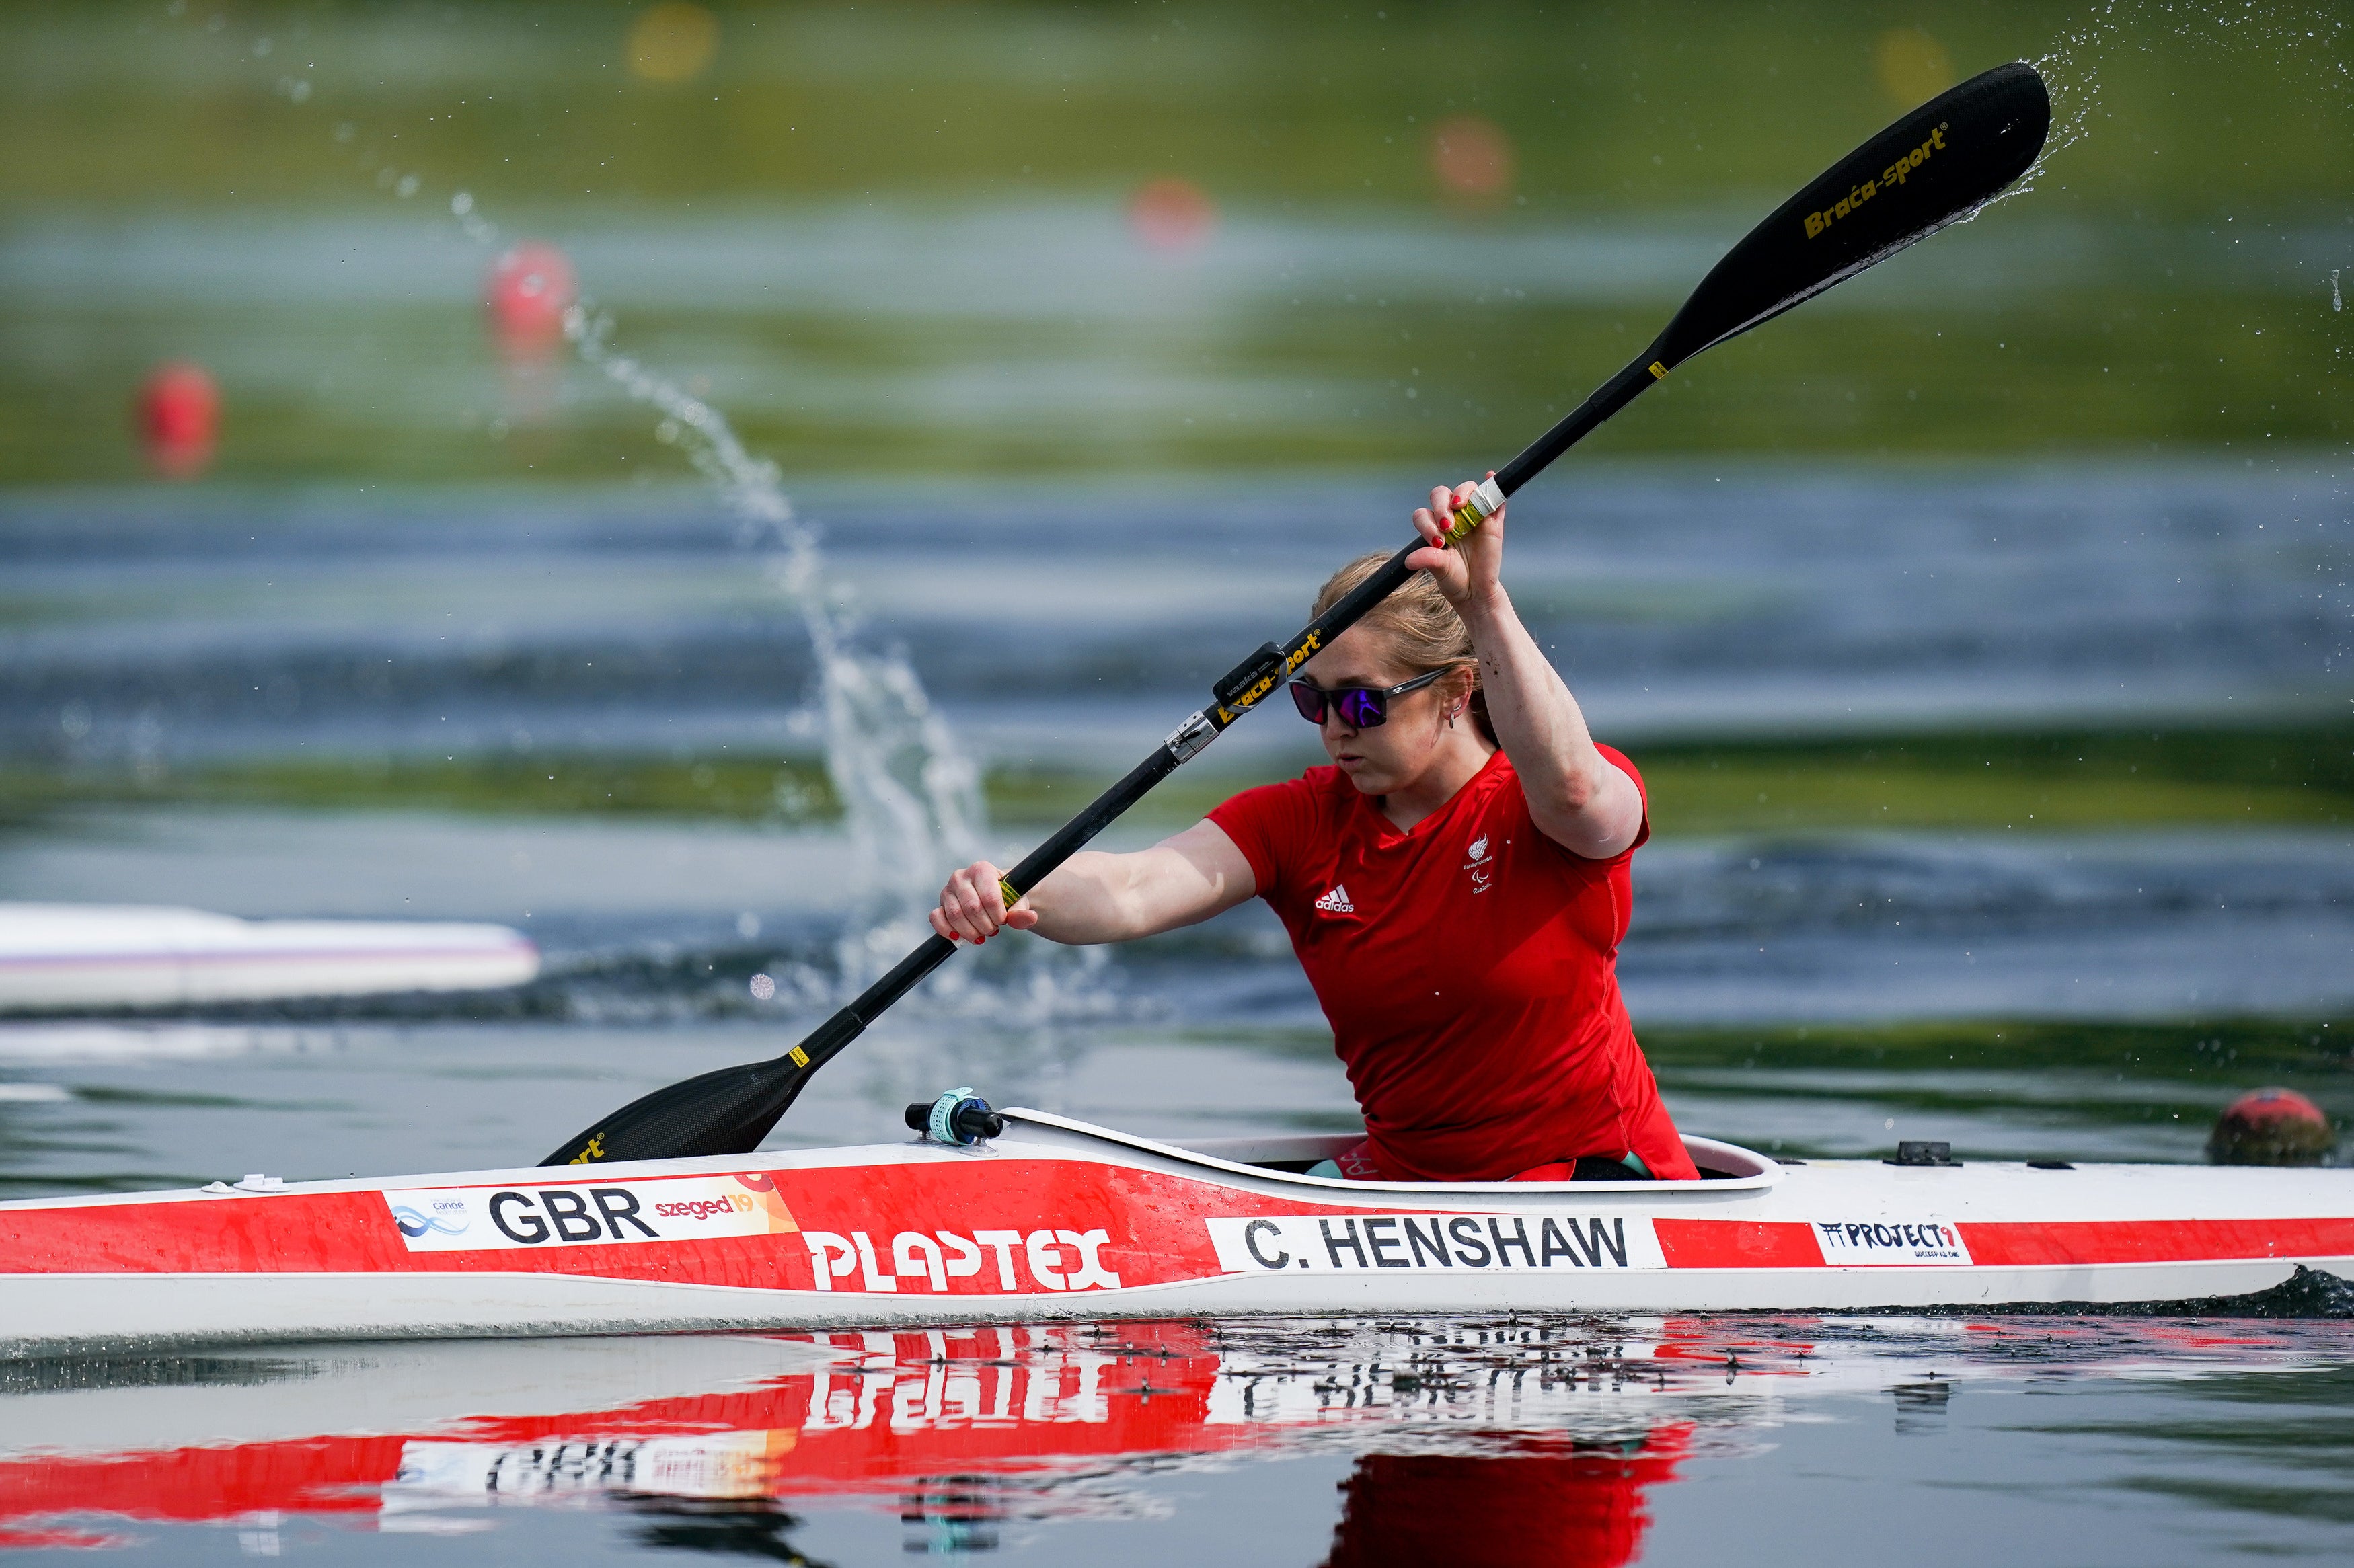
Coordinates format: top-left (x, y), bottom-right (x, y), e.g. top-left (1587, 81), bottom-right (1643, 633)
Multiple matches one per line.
top-left (2207, 1087), bottom-right (2337, 1166)
top-left (135, 362), bottom-right (219, 479)
top-left (1428, 116), bottom-right (1515, 208)
top-left (1127, 178), bottom-right (1217, 253)
top-left (484, 243), bottom-right (577, 359)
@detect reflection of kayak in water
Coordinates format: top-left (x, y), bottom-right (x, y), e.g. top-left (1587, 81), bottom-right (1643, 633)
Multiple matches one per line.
top-left (3, 1109), bottom-right (2351, 1351)
top-left (0, 903), bottom-right (538, 1011)
top-left (0, 1323), bottom-right (1696, 1553)
top-left (0, 1317), bottom-right (2329, 1556)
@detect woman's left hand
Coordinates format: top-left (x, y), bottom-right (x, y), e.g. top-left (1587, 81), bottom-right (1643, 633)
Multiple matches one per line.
top-left (1406, 473), bottom-right (1505, 610)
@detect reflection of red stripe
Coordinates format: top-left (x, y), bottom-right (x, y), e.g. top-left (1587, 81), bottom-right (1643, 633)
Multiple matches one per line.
top-left (1961, 1218), bottom-right (2354, 1267)
top-left (0, 1330), bottom-right (1236, 1529)
top-left (0, 1435), bottom-right (403, 1524)
top-left (1655, 1220), bottom-right (1823, 1268)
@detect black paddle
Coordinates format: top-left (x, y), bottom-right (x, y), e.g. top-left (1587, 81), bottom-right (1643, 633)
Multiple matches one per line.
top-left (543, 60), bottom-right (2051, 1168)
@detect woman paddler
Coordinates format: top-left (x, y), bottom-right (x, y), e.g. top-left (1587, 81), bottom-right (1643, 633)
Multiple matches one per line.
top-left (930, 478), bottom-right (1697, 1183)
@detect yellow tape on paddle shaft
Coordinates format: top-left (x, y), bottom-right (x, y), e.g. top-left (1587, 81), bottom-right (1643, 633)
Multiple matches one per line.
top-left (1440, 477), bottom-right (1507, 545)
top-left (998, 878), bottom-right (1021, 911)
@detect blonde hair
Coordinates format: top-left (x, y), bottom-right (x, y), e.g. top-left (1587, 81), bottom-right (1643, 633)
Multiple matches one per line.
top-left (1312, 552), bottom-right (1493, 740)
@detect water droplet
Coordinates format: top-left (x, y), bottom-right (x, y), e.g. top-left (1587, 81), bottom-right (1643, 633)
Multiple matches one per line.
top-left (451, 192), bottom-right (473, 217)
top-left (2332, 268), bottom-right (2344, 313)
top-left (395, 174), bottom-right (420, 198)
top-left (748, 973), bottom-right (777, 1001)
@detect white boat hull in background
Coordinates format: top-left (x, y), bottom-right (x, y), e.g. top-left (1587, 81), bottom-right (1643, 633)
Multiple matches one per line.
top-left (0, 904), bottom-right (539, 1010)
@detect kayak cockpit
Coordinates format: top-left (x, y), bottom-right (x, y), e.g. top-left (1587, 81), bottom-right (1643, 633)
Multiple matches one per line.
top-left (995, 1109), bottom-right (1782, 1194)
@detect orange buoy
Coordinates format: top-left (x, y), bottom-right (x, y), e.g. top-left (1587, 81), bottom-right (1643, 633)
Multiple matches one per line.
top-left (135, 362), bottom-right (219, 479)
top-left (1428, 116), bottom-right (1515, 208)
top-left (2207, 1087), bottom-right (2337, 1167)
top-left (484, 243), bottom-right (577, 358)
top-left (1127, 178), bottom-right (1217, 253)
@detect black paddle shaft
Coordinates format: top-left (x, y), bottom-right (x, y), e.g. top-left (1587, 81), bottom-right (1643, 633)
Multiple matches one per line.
top-left (541, 61), bottom-right (2050, 1168)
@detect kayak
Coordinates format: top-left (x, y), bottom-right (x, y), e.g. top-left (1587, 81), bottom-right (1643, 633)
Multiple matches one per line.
top-left (3, 1108), bottom-right (2349, 1353)
top-left (0, 903), bottom-right (539, 1011)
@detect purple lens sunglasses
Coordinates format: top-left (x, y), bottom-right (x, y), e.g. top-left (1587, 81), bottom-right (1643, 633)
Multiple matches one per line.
top-left (1288, 668), bottom-right (1447, 728)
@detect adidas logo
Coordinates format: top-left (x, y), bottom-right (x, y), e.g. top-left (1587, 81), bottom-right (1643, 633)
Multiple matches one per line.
top-left (1314, 884), bottom-right (1355, 914)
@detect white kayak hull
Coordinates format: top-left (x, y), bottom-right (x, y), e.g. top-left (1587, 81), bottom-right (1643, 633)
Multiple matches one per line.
top-left (2, 1110), bottom-right (2347, 1353)
top-left (0, 903), bottom-right (539, 1010)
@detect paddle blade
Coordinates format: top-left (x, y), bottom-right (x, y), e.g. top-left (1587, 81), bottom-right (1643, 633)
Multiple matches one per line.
top-left (541, 1056), bottom-right (806, 1166)
top-left (1650, 60), bottom-right (2050, 369)
top-left (542, 1004), bottom-right (864, 1165)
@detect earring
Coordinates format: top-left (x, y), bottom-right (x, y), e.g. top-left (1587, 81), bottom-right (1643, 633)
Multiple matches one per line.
top-left (1446, 707), bottom-right (1459, 729)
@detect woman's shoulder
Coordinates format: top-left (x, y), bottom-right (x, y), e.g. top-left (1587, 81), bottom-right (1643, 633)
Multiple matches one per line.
top-left (1205, 766), bottom-right (1351, 900)
top-left (1482, 744), bottom-right (1648, 863)
top-left (1210, 764), bottom-right (1351, 826)
top-left (1591, 742), bottom-right (1644, 797)
top-left (1487, 742), bottom-right (1642, 790)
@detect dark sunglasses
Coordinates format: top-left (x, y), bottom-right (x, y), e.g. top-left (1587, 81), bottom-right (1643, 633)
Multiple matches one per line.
top-left (1288, 668), bottom-right (1446, 728)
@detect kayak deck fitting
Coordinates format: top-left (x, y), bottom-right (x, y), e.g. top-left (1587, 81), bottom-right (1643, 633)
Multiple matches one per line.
top-left (3, 1111), bottom-right (2349, 1354)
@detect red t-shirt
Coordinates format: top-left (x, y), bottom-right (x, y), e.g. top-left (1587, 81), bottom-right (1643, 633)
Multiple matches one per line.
top-left (1207, 746), bottom-right (1696, 1183)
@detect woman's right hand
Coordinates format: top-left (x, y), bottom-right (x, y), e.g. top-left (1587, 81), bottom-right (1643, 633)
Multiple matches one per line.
top-left (930, 859), bottom-right (1038, 945)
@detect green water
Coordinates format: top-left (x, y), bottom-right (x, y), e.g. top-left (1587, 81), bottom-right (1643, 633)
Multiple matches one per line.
top-left (2, 0), bottom-right (2349, 485)
top-left (8, 719), bottom-right (2353, 832)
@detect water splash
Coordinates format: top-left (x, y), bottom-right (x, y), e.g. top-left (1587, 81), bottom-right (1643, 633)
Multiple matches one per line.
top-left (158, 5), bottom-right (1116, 1034)
top-left (549, 295), bottom-right (1114, 1055)
top-left (2032, 0), bottom-right (2351, 197)
top-left (554, 294), bottom-right (1063, 1009)
top-left (2333, 268), bottom-right (2345, 313)
top-left (408, 235), bottom-right (995, 997)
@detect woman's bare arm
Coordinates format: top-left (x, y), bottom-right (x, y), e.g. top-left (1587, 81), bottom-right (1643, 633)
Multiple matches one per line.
top-left (1407, 479), bottom-right (1646, 859)
top-left (930, 818), bottom-right (1258, 946)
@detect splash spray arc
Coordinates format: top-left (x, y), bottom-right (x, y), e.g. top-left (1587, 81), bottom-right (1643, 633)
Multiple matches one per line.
top-left (557, 299), bottom-right (989, 987)
top-left (461, 171), bottom-right (996, 997)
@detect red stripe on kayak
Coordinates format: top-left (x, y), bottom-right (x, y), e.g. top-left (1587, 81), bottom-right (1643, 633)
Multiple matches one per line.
top-left (0, 1162), bottom-right (1248, 1290)
top-left (1653, 1220), bottom-right (1824, 1269)
top-left (1961, 1217), bottom-right (2354, 1267)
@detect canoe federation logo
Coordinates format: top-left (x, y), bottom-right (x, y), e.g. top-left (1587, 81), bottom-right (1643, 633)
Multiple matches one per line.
top-left (1813, 1218), bottom-right (1972, 1266)
top-left (391, 1200), bottom-right (471, 1239)
top-left (1208, 1212), bottom-right (1667, 1274)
